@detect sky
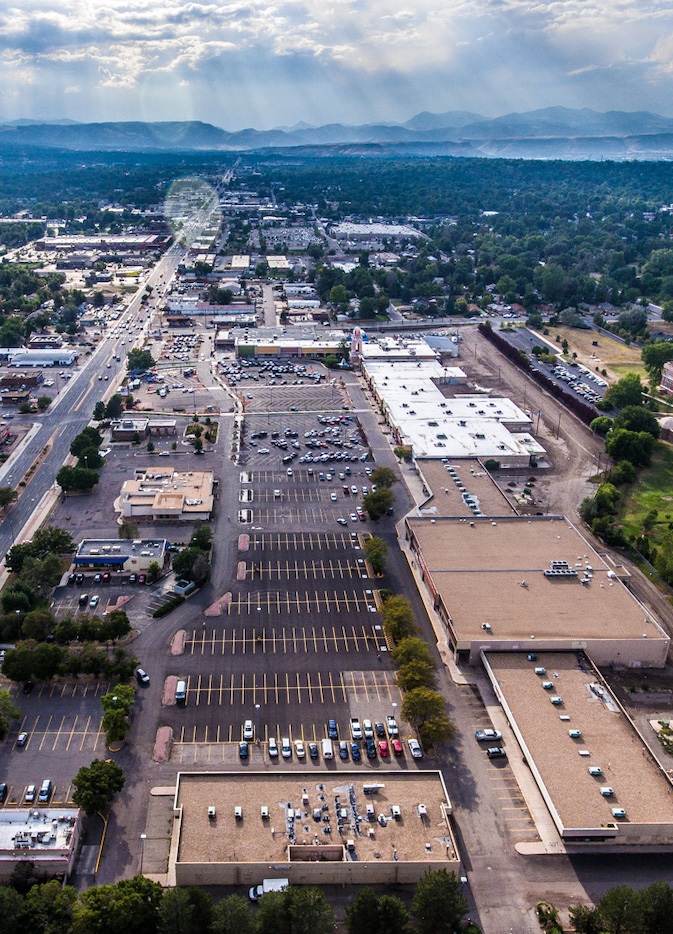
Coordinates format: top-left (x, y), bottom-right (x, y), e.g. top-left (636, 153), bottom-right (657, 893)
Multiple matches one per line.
top-left (1, 0), bottom-right (673, 129)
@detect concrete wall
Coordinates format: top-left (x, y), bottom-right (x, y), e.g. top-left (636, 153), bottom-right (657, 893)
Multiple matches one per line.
top-left (175, 856), bottom-right (461, 887)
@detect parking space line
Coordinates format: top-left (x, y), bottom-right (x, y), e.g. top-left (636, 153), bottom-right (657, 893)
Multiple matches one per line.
top-left (274, 672), bottom-right (279, 704)
top-left (285, 672), bottom-right (290, 702)
top-left (65, 716), bottom-right (79, 751)
top-left (296, 672), bottom-right (302, 704)
top-left (342, 625), bottom-right (349, 652)
top-left (332, 625), bottom-right (339, 652)
top-left (322, 626), bottom-right (329, 652)
top-left (39, 716), bottom-right (53, 751)
top-left (306, 672), bottom-right (313, 704)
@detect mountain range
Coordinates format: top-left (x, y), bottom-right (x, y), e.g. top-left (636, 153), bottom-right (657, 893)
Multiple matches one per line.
top-left (3, 107), bottom-right (673, 159)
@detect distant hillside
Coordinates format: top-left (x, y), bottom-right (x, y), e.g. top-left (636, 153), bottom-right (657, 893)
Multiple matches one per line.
top-left (2, 108), bottom-right (673, 159)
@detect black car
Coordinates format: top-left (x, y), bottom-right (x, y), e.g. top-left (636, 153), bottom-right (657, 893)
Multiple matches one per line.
top-left (339, 741), bottom-right (349, 760)
top-left (22, 681), bottom-right (34, 695)
top-left (0, 783), bottom-right (7, 802)
top-left (375, 721), bottom-right (386, 738)
top-left (351, 742), bottom-right (361, 762)
top-left (487, 746), bottom-right (507, 759)
top-left (365, 738), bottom-right (377, 759)
top-left (308, 742), bottom-right (319, 760)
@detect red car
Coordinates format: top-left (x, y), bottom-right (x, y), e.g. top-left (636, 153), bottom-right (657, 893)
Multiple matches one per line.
top-left (391, 738), bottom-right (403, 756)
top-left (378, 740), bottom-right (389, 757)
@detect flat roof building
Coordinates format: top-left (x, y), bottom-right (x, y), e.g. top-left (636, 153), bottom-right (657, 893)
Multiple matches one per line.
top-left (483, 652), bottom-right (673, 847)
top-left (7, 349), bottom-right (77, 367)
top-left (415, 458), bottom-right (517, 519)
top-left (0, 808), bottom-right (81, 881)
top-left (404, 515), bottom-right (669, 667)
top-left (170, 771), bottom-right (459, 886)
top-left (74, 538), bottom-right (168, 572)
top-left (116, 467), bottom-right (214, 522)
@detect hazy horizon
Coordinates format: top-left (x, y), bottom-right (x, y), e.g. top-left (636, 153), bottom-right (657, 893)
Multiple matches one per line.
top-left (1, 1), bottom-right (672, 131)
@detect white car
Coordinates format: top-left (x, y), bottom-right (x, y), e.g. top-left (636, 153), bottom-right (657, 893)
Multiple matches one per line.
top-left (363, 719), bottom-right (374, 739)
top-left (330, 492), bottom-right (337, 501)
top-left (295, 739), bottom-right (306, 759)
top-left (281, 737), bottom-right (292, 759)
top-left (386, 716), bottom-right (399, 737)
top-left (243, 720), bottom-right (254, 740)
top-left (408, 738), bottom-right (423, 759)
top-left (350, 718), bottom-right (363, 740)
top-left (268, 737), bottom-right (279, 758)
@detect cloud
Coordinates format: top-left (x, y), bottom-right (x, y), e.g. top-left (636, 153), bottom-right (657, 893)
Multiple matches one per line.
top-left (0, 0), bottom-right (672, 125)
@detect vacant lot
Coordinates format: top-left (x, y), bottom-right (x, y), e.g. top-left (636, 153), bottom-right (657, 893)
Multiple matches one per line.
top-left (620, 442), bottom-right (673, 544)
top-left (552, 326), bottom-right (646, 382)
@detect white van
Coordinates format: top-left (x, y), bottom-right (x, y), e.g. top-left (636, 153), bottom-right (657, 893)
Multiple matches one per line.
top-left (321, 738), bottom-right (334, 760)
top-left (175, 680), bottom-right (187, 705)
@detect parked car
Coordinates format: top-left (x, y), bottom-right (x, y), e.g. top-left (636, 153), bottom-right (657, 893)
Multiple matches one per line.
top-left (268, 737), bottom-right (279, 758)
top-left (136, 668), bottom-right (150, 686)
top-left (475, 729), bottom-right (502, 742)
top-left (308, 742), bottom-right (319, 760)
top-left (281, 737), bottom-right (292, 759)
top-left (328, 719), bottom-right (339, 739)
top-left (239, 741), bottom-right (249, 759)
top-left (339, 741), bottom-right (349, 760)
top-left (408, 738), bottom-right (423, 759)
top-left (24, 784), bottom-right (36, 803)
top-left (391, 738), bottom-right (403, 756)
top-left (16, 732), bottom-right (28, 748)
top-left (375, 721), bottom-right (386, 738)
top-left (487, 747), bottom-right (507, 759)
top-left (386, 716), bottom-right (399, 737)
top-left (365, 738), bottom-right (377, 759)
top-left (351, 742), bottom-right (361, 761)
top-left (295, 739), bottom-right (306, 759)
top-left (378, 740), bottom-right (389, 757)
top-left (243, 720), bottom-right (254, 740)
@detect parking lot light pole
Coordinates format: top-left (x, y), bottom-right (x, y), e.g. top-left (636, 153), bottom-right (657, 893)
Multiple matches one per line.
top-left (140, 833), bottom-right (146, 873)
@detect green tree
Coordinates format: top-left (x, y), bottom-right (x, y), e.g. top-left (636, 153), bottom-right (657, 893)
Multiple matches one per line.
top-left (402, 688), bottom-right (456, 748)
top-left (0, 884), bottom-right (27, 934)
top-left (127, 348), bottom-right (155, 372)
top-left (70, 426), bottom-right (103, 458)
top-left (21, 609), bottom-right (56, 642)
top-left (210, 894), bottom-right (258, 934)
top-left (286, 887), bottom-right (334, 934)
top-left (0, 688), bottom-right (20, 739)
top-left (172, 547), bottom-right (207, 582)
top-left (614, 405), bottom-right (660, 438)
top-left (57, 466), bottom-right (100, 493)
top-left (605, 428), bottom-right (656, 467)
top-left (411, 869), bottom-right (468, 934)
top-left (590, 415), bottom-right (614, 436)
top-left (642, 340), bottom-right (673, 386)
top-left (0, 644), bottom-right (34, 683)
top-left (362, 488), bottom-right (393, 520)
top-left (364, 535), bottom-right (388, 575)
top-left (568, 904), bottom-right (602, 934)
top-left (392, 636), bottom-right (435, 670)
top-left (346, 887), bottom-right (410, 934)
top-left (256, 891), bottom-right (290, 934)
top-left (74, 875), bottom-right (163, 934)
top-left (119, 520), bottom-right (139, 540)
top-left (0, 485), bottom-right (17, 508)
top-left (72, 759), bottom-right (125, 815)
top-left (602, 373), bottom-right (643, 410)
top-left (370, 466), bottom-right (398, 488)
top-left (105, 394), bottom-right (124, 419)
top-left (381, 594), bottom-right (417, 643)
top-left (36, 396), bottom-right (51, 412)
top-left (147, 561), bottom-right (161, 584)
top-left (93, 401), bottom-right (107, 421)
top-left (19, 554), bottom-right (63, 597)
top-left (638, 881), bottom-right (673, 934)
top-left (189, 525), bottom-right (213, 551)
top-left (595, 885), bottom-right (641, 934)
top-left (376, 896), bottom-right (411, 933)
top-left (396, 658), bottom-right (436, 692)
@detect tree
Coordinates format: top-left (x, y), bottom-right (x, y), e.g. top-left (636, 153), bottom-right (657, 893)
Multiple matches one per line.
top-left (101, 684), bottom-right (135, 743)
top-left (381, 595), bottom-right (417, 643)
top-left (602, 373), bottom-right (643, 410)
top-left (105, 394), bottom-right (124, 419)
top-left (21, 609), bottom-right (56, 642)
top-left (595, 885), bottom-right (642, 934)
top-left (172, 547), bottom-right (206, 582)
top-left (286, 887), bottom-right (334, 934)
top-left (411, 869), bottom-right (468, 934)
top-left (590, 416), bottom-right (613, 436)
top-left (376, 895), bottom-right (411, 933)
top-left (100, 610), bottom-right (131, 642)
top-left (57, 466), bottom-right (100, 493)
top-left (0, 688), bottom-right (20, 739)
top-left (642, 340), bottom-right (673, 386)
top-left (74, 875), bottom-right (163, 934)
top-left (614, 404), bottom-right (660, 438)
top-left (93, 401), bottom-right (107, 421)
top-left (256, 891), bottom-right (291, 934)
top-left (20, 555), bottom-right (63, 597)
top-left (0, 644), bottom-right (35, 683)
top-left (0, 486), bottom-right (17, 508)
top-left (362, 488), bottom-right (393, 520)
top-left (36, 396), bottom-right (51, 412)
top-left (72, 759), bottom-right (125, 815)
top-left (126, 348), bottom-right (155, 372)
top-left (364, 536), bottom-right (388, 575)
top-left (70, 426), bottom-right (103, 458)
top-left (210, 894), bottom-right (258, 934)
top-left (147, 561), bottom-right (161, 584)
top-left (605, 428), bottom-right (656, 467)
top-left (346, 888), bottom-right (380, 934)
top-left (0, 884), bottom-right (27, 934)
top-left (189, 525), bottom-right (213, 551)
top-left (402, 687), bottom-right (447, 728)
top-left (568, 904), bottom-right (602, 934)
top-left (119, 520), bottom-right (139, 540)
top-left (370, 466), bottom-right (398, 488)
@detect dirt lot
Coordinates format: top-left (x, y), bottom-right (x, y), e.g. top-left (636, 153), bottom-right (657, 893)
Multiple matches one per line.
top-left (551, 325), bottom-right (646, 382)
top-left (459, 326), bottom-right (605, 520)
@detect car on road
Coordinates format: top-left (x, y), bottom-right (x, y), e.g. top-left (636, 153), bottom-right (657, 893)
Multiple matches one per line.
top-left (350, 742), bottom-right (361, 761)
top-left (408, 738), bottom-right (423, 759)
top-left (24, 784), bottom-right (36, 803)
top-left (239, 741), bottom-right (249, 759)
top-left (281, 737), bottom-right (292, 758)
top-left (350, 718), bottom-right (363, 740)
top-left (378, 740), bottom-right (389, 757)
top-left (475, 729), bottom-right (502, 742)
top-left (16, 732), bottom-right (28, 748)
top-left (243, 720), bottom-right (254, 740)
top-left (386, 716), bottom-right (398, 736)
top-left (308, 742), bottom-right (319, 760)
top-left (391, 738), bottom-right (403, 756)
top-left (328, 719), bottom-right (338, 739)
top-left (268, 737), bottom-right (279, 758)
top-left (487, 746), bottom-right (507, 759)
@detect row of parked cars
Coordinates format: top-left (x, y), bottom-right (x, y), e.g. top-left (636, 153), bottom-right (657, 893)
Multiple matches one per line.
top-left (0, 778), bottom-right (52, 805)
top-left (237, 717), bottom-right (424, 762)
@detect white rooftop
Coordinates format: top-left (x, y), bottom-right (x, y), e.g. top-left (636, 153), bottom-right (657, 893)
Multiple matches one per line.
top-left (360, 335), bottom-right (438, 361)
top-left (0, 808), bottom-right (79, 857)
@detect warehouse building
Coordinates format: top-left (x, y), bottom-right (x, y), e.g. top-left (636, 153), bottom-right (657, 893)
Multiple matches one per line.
top-left (169, 771), bottom-right (459, 886)
top-left (483, 652), bottom-right (673, 848)
top-left (404, 515), bottom-right (669, 668)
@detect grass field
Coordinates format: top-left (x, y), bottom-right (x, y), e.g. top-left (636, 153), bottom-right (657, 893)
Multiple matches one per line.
top-left (550, 326), bottom-right (646, 383)
top-left (620, 442), bottom-right (673, 544)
